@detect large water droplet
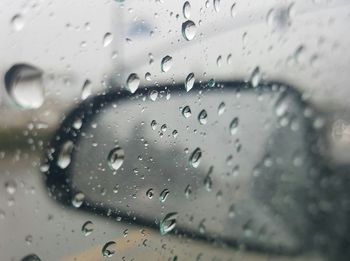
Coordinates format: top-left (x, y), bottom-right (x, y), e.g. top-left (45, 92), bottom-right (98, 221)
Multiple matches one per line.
top-left (183, 1), bottom-right (191, 19)
top-left (218, 102), bottom-right (226, 116)
top-left (57, 140), bottom-right (74, 169)
top-left (4, 64), bottom-right (44, 109)
top-left (146, 188), bottom-right (154, 199)
top-left (102, 241), bottom-right (117, 257)
top-left (149, 90), bottom-right (158, 101)
top-left (81, 79), bottom-right (92, 100)
top-left (72, 192), bottom-right (85, 208)
top-left (182, 106), bottom-right (192, 118)
top-left (159, 188), bottom-right (170, 203)
top-left (103, 32), bottom-right (113, 47)
top-left (161, 55), bottom-right (173, 72)
top-left (81, 221), bottom-right (94, 236)
top-left (21, 254), bottom-right (41, 261)
top-left (182, 20), bottom-right (196, 41)
top-left (160, 212), bottom-right (177, 235)
top-left (213, 0), bottom-right (220, 12)
top-left (126, 73), bottom-right (140, 93)
top-left (107, 147), bottom-right (125, 171)
top-left (250, 66), bottom-right (261, 87)
top-left (229, 117), bottom-right (239, 135)
top-left (190, 148), bottom-right (202, 168)
top-left (185, 73), bottom-right (195, 92)
top-left (11, 14), bottom-right (24, 31)
top-left (198, 110), bottom-right (208, 125)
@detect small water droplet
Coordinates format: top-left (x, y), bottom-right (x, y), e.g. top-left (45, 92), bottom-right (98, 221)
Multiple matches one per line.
top-left (250, 66), bottom-right (261, 87)
top-left (145, 72), bottom-right (152, 81)
top-left (182, 106), bottom-right (192, 118)
top-left (161, 55), bottom-right (173, 72)
top-left (159, 188), bottom-right (170, 202)
top-left (149, 90), bottom-right (158, 101)
top-left (204, 167), bottom-right (213, 191)
top-left (213, 0), bottom-right (220, 12)
top-left (160, 212), bottom-right (177, 235)
top-left (107, 147), bottom-right (125, 171)
top-left (161, 124), bottom-right (167, 132)
top-left (216, 55), bottom-right (222, 67)
top-left (151, 120), bottom-right (157, 130)
top-left (198, 110), bottom-right (208, 125)
top-left (146, 188), bottom-right (154, 199)
top-left (102, 241), bottom-right (117, 257)
top-left (5, 180), bottom-right (17, 194)
top-left (218, 102), bottom-right (226, 115)
top-left (183, 1), bottom-right (191, 19)
top-left (72, 192), bottom-right (85, 208)
top-left (230, 3), bottom-right (236, 18)
top-left (11, 14), bottom-right (24, 31)
top-left (126, 73), bottom-right (140, 93)
top-left (4, 64), bottom-right (44, 109)
top-left (57, 140), bottom-right (74, 169)
top-left (103, 32), bottom-right (113, 47)
top-left (21, 254), bottom-right (41, 261)
top-left (82, 221), bottom-right (94, 236)
top-left (229, 117), bottom-right (239, 135)
top-left (185, 185), bottom-right (192, 199)
top-left (182, 20), bottom-right (196, 41)
top-left (25, 235), bottom-right (33, 245)
top-left (81, 79), bottom-right (92, 100)
top-left (185, 73), bottom-right (195, 92)
top-left (190, 148), bottom-right (202, 168)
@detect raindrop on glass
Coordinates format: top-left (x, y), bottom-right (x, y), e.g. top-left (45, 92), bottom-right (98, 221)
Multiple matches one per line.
top-left (250, 66), bottom-right (261, 88)
top-left (107, 147), bottom-right (125, 171)
top-left (183, 1), bottom-right (191, 19)
top-left (57, 140), bottom-right (74, 169)
top-left (11, 14), bottom-right (24, 31)
top-left (159, 188), bottom-right (170, 203)
top-left (182, 20), bottom-right (196, 41)
top-left (21, 254), bottom-right (41, 261)
top-left (161, 55), bottom-right (173, 72)
top-left (198, 110), bottom-right (208, 125)
top-left (182, 106), bottom-right (192, 118)
top-left (229, 117), bottom-right (239, 135)
top-left (149, 90), bottom-right (158, 101)
top-left (5, 180), bottom-right (17, 194)
top-left (160, 212), bottom-right (177, 235)
top-left (126, 73), bottom-right (140, 93)
top-left (146, 188), bottom-right (154, 199)
top-left (218, 102), bottom-right (226, 115)
top-left (185, 72), bottom-right (195, 92)
top-left (189, 148), bottom-right (202, 168)
top-left (4, 64), bottom-right (44, 109)
top-left (102, 241), bottom-right (117, 257)
top-left (72, 192), bottom-right (85, 208)
top-left (81, 79), bottom-right (92, 100)
top-left (81, 221), bottom-right (94, 236)
top-left (103, 32), bottom-right (113, 47)
top-left (213, 0), bottom-right (220, 12)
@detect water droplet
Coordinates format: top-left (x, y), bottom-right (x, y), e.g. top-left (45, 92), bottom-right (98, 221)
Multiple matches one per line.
top-left (151, 120), bottom-right (157, 130)
top-left (250, 66), bottom-right (261, 87)
top-left (57, 140), bottom-right (74, 169)
top-left (161, 124), bottom-right (167, 132)
top-left (72, 192), bottom-right (85, 208)
top-left (204, 166), bottom-right (213, 191)
top-left (216, 55), bottom-right (222, 67)
top-left (159, 188), bottom-right (170, 202)
top-left (198, 110), bottom-right (208, 125)
top-left (107, 147), bottom-right (125, 171)
top-left (149, 90), bottom-right (158, 101)
top-left (103, 32), bottom-right (113, 47)
top-left (161, 55), bottom-right (173, 72)
top-left (25, 235), bottom-right (33, 245)
top-left (145, 72), bottom-right (152, 81)
top-left (190, 148), bottom-right (202, 168)
top-left (81, 221), bottom-right (94, 236)
top-left (182, 106), bottom-right (192, 118)
top-left (229, 117), bottom-right (239, 135)
top-left (102, 241), bottom-right (117, 257)
top-left (185, 73), bottom-right (195, 92)
top-left (126, 73), bottom-right (140, 93)
top-left (185, 185), bottom-right (192, 199)
top-left (218, 102), bottom-right (226, 116)
top-left (160, 212), bottom-right (177, 235)
top-left (21, 254), bottom-right (41, 261)
top-left (4, 64), bottom-right (44, 109)
top-left (5, 180), bottom-right (17, 194)
top-left (213, 0), bottom-right (220, 12)
top-left (183, 1), bottom-right (191, 19)
top-left (230, 3), bottom-right (236, 18)
top-left (172, 130), bottom-right (178, 138)
top-left (228, 204), bottom-right (236, 218)
top-left (182, 20), bottom-right (196, 41)
top-left (11, 14), bottom-right (24, 31)
top-left (146, 188), bottom-right (154, 199)
top-left (199, 219), bottom-right (206, 233)
top-left (81, 79), bottom-right (92, 100)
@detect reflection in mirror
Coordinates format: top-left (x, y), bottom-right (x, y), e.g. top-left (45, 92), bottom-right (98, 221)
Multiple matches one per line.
top-left (44, 81), bottom-right (326, 257)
